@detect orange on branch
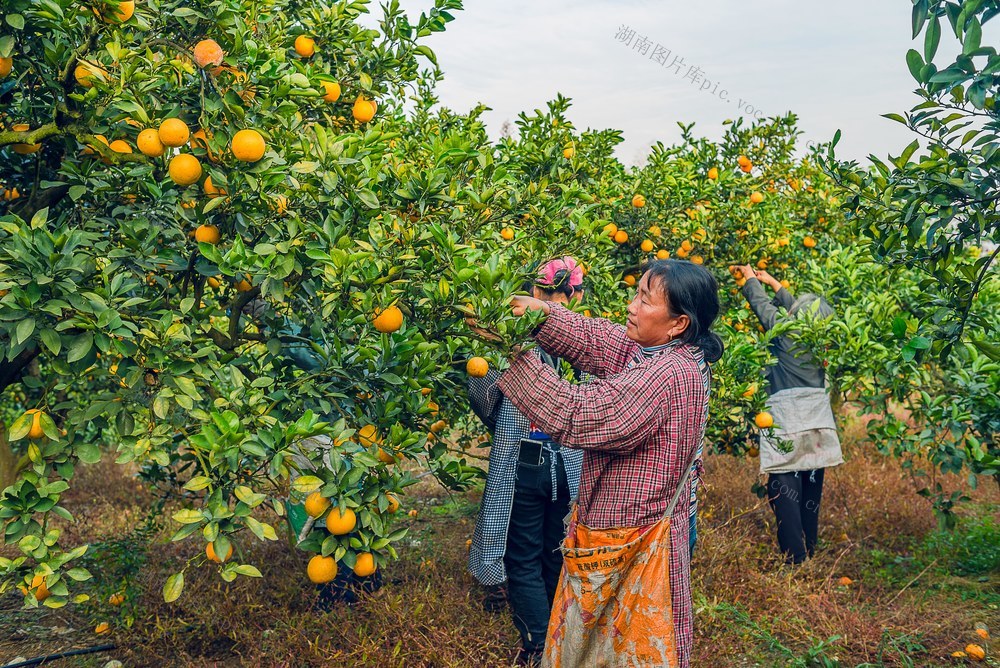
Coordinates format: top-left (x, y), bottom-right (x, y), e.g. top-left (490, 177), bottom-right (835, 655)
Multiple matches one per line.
top-left (168, 154), bottom-right (202, 186)
top-left (352, 96), bottom-right (376, 123)
top-left (0, 57), bottom-right (12, 78)
top-left (466, 356), bottom-right (489, 378)
top-left (194, 224), bottom-right (220, 244)
top-left (631, 194), bottom-right (646, 208)
top-left (353, 553), bottom-right (377, 577)
top-left (307, 555), bottom-right (338, 583)
top-left (373, 305), bottom-right (403, 333)
top-left (755, 412), bottom-right (774, 429)
top-left (613, 230), bottom-right (628, 244)
top-left (325, 507), bottom-right (357, 535)
top-left (231, 129), bottom-right (265, 162)
top-left (136, 128), bottom-right (165, 157)
top-left (294, 35), bottom-right (316, 58)
top-left (640, 239), bottom-right (654, 253)
top-left (206, 540), bottom-right (233, 563)
top-left (321, 81), bottom-right (341, 102)
top-left (193, 39), bottom-right (224, 68)
top-left (304, 492), bottom-right (331, 518)
top-left (158, 118), bottom-right (190, 147)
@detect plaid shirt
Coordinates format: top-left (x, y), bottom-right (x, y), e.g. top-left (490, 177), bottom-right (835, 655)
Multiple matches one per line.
top-left (497, 305), bottom-right (711, 667)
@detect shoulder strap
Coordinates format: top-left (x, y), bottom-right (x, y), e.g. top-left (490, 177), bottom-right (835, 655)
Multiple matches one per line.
top-left (663, 448), bottom-right (699, 520)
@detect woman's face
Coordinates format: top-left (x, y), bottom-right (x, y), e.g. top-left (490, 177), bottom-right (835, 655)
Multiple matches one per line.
top-left (626, 273), bottom-right (689, 347)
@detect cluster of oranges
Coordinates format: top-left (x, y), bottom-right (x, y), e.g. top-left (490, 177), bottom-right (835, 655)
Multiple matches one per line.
top-left (301, 491), bottom-right (392, 583)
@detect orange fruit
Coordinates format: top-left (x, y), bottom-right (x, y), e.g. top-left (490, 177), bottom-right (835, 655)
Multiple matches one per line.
top-left (681, 239), bottom-right (694, 252)
top-left (966, 644), bottom-right (986, 661)
top-left (676, 247), bottom-right (690, 259)
top-left (193, 39), bottom-right (224, 68)
top-left (94, 0), bottom-right (134, 22)
top-left (168, 154), bottom-right (202, 186)
top-left (108, 592), bottom-right (125, 606)
top-left (975, 628), bottom-right (989, 641)
top-left (194, 224), bottom-right (220, 244)
top-left (747, 446), bottom-right (759, 458)
top-left (603, 223), bottom-right (618, 237)
top-left (656, 249), bottom-right (670, 260)
top-left (750, 192), bottom-right (764, 204)
top-left (754, 412), bottom-right (774, 429)
top-left (352, 97), bottom-right (376, 123)
top-left (11, 124), bottom-right (40, 154)
top-left (373, 305), bottom-right (403, 333)
top-left (386, 493), bottom-right (400, 513)
top-left (0, 57), bottom-right (13, 78)
top-left (648, 225), bottom-right (662, 237)
top-left (500, 227), bottom-right (514, 241)
top-left (740, 162), bottom-right (753, 173)
top-left (803, 236), bottom-right (817, 248)
top-left (377, 447), bottom-right (398, 464)
top-left (235, 277), bottom-right (252, 292)
top-left (742, 383), bottom-right (757, 398)
top-left (202, 175), bottom-right (226, 198)
top-left (420, 387), bottom-right (432, 396)
top-left (304, 491), bottom-right (331, 518)
top-left (707, 167), bottom-right (718, 180)
top-left (429, 419), bottom-right (447, 434)
top-left (836, 576), bottom-right (853, 586)
top-left (136, 128), bottom-right (165, 157)
top-left (357, 424), bottom-right (380, 446)
top-left (307, 555), bottom-right (338, 583)
top-left (109, 139), bottom-right (131, 154)
top-left (158, 118), bottom-right (190, 147)
top-left (623, 274), bottom-right (636, 287)
top-left (325, 507), bottom-right (357, 535)
top-left (206, 541), bottom-right (233, 563)
top-left (207, 276), bottom-right (221, 289)
top-left (74, 62), bottom-right (105, 87)
top-left (466, 356), bottom-right (489, 378)
top-left (353, 553), bottom-right (376, 577)
top-left (321, 81), bottom-right (341, 102)
top-left (189, 128), bottom-right (218, 162)
top-left (20, 574), bottom-right (50, 601)
top-left (82, 134), bottom-right (109, 155)
top-left (756, 258), bottom-right (768, 270)
top-left (640, 239), bottom-right (654, 253)
top-left (737, 154), bottom-right (751, 167)
top-left (408, 509), bottom-right (418, 518)
top-left (24, 409), bottom-right (46, 439)
top-left (294, 35), bottom-right (316, 58)
top-left (691, 255), bottom-right (704, 265)
top-left (631, 194), bottom-right (646, 208)
top-left (780, 280), bottom-right (791, 289)
top-left (562, 146), bottom-right (575, 159)
top-left (613, 230), bottom-right (628, 244)
top-left (231, 128), bottom-right (265, 162)
top-left (94, 622), bottom-right (111, 635)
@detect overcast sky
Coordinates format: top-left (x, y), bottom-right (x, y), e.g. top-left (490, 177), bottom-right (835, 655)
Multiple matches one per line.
top-left (367, 2), bottom-right (986, 166)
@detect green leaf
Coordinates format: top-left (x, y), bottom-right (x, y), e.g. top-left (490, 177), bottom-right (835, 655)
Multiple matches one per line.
top-left (66, 332), bottom-right (94, 363)
top-left (356, 189), bottom-right (379, 209)
top-left (39, 329), bottom-right (61, 355)
top-left (906, 49), bottom-right (925, 82)
top-left (15, 318), bottom-right (35, 347)
top-left (163, 572), bottom-right (184, 603)
top-left (292, 475), bottom-right (324, 493)
top-left (184, 476), bottom-right (212, 491)
top-left (233, 564), bottom-right (262, 577)
top-left (171, 509), bottom-right (204, 525)
top-left (924, 15), bottom-right (941, 62)
top-left (76, 442), bottom-right (101, 464)
top-left (963, 18), bottom-right (982, 55)
top-left (5, 13), bottom-right (24, 30)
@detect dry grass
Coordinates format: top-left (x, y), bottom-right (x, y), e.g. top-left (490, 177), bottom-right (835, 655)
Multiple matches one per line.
top-left (1, 416), bottom-right (998, 668)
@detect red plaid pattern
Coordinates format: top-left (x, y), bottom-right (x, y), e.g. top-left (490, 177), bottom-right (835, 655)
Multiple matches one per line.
top-left (497, 305), bottom-right (709, 667)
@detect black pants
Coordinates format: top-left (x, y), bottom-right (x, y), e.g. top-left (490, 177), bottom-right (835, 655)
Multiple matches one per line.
top-left (504, 450), bottom-right (571, 653)
top-left (767, 469), bottom-right (825, 564)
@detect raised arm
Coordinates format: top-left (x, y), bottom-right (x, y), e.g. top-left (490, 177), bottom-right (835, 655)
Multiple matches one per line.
top-left (755, 270), bottom-right (795, 309)
top-left (741, 278), bottom-right (783, 331)
top-left (532, 304), bottom-right (639, 378)
top-left (467, 367), bottom-right (504, 433)
top-left (497, 351), bottom-right (664, 454)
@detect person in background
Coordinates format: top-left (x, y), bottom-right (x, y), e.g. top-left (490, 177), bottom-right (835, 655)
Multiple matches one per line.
top-left (493, 259), bottom-right (721, 668)
top-left (733, 264), bottom-right (844, 565)
top-left (466, 257), bottom-right (586, 667)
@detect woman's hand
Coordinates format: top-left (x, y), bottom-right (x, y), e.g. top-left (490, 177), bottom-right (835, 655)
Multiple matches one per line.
top-left (731, 265), bottom-right (757, 282)
top-left (510, 295), bottom-right (549, 317)
top-left (755, 270), bottom-right (782, 291)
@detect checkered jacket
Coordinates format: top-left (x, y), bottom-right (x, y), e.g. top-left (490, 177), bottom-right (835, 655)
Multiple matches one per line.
top-left (497, 305), bottom-right (712, 667)
top-left (466, 350), bottom-right (584, 587)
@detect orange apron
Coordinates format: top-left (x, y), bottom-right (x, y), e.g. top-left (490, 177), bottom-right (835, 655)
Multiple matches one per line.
top-left (542, 462), bottom-right (695, 668)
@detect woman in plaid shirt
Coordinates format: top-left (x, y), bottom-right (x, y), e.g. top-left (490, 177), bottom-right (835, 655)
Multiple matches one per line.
top-left (495, 259), bottom-right (722, 667)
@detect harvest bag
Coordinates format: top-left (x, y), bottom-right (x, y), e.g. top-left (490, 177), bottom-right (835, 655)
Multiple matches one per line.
top-left (542, 462), bottom-right (695, 667)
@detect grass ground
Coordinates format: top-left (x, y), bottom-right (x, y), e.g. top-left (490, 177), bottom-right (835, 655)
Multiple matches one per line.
top-left (2, 415), bottom-right (998, 667)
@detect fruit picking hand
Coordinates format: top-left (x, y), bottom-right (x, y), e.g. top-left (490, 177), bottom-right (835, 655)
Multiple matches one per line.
top-left (732, 265), bottom-right (757, 282)
top-left (510, 295), bottom-right (549, 317)
top-left (754, 270), bottom-right (782, 291)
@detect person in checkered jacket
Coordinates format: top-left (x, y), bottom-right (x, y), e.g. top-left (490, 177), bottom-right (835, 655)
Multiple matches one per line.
top-left (493, 259), bottom-right (722, 668)
top-left (467, 257), bottom-right (587, 666)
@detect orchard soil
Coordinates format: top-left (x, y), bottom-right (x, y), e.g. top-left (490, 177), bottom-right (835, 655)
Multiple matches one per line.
top-left (1, 411), bottom-right (997, 667)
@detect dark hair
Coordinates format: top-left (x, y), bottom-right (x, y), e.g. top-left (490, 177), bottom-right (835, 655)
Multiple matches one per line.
top-left (644, 259), bottom-right (724, 363)
top-left (522, 269), bottom-right (575, 299)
